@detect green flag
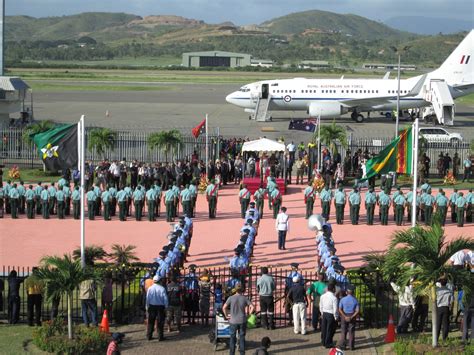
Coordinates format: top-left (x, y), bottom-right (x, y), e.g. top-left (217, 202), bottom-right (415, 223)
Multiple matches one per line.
top-left (32, 123), bottom-right (78, 171)
top-left (364, 126), bottom-right (413, 180)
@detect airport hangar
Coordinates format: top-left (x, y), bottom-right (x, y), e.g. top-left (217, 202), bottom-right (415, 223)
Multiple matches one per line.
top-left (182, 51), bottom-right (273, 68)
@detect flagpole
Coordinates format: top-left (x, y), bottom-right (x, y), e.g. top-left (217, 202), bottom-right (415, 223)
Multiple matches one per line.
top-left (205, 114), bottom-right (209, 178)
top-left (317, 115), bottom-right (322, 170)
top-left (411, 117), bottom-right (419, 227)
top-left (79, 115), bottom-right (86, 268)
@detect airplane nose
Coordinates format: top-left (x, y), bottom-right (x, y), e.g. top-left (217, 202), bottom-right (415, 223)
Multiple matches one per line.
top-left (225, 93), bottom-right (234, 104)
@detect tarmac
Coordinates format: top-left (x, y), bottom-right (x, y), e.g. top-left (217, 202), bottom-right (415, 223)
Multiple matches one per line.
top-left (31, 83), bottom-right (474, 141)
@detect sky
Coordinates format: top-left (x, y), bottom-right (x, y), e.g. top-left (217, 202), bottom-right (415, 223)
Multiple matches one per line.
top-left (6, 0), bottom-right (474, 24)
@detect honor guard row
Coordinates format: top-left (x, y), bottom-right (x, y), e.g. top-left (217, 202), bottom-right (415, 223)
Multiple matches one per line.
top-left (300, 182), bottom-right (472, 227)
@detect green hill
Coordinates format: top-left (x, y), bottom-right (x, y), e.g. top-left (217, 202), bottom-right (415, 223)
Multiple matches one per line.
top-left (6, 12), bottom-right (140, 41)
top-left (261, 10), bottom-right (410, 39)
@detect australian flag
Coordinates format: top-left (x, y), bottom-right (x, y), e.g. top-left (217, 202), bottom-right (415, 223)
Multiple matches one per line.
top-left (288, 119), bottom-right (317, 132)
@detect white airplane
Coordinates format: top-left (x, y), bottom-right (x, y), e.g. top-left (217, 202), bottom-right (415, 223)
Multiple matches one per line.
top-left (226, 30), bottom-right (474, 123)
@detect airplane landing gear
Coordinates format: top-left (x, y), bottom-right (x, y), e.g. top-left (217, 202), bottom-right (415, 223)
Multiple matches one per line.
top-left (351, 111), bottom-right (364, 123)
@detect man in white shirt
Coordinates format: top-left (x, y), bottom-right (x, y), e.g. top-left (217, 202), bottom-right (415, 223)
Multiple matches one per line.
top-left (319, 283), bottom-right (338, 348)
top-left (287, 141), bottom-right (296, 162)
top-left (390, 281), bottom-right (415, 334)
top-left (275, 206), bottom-right (289, 250)
top-left (450, 250), bottom-right (467, 268)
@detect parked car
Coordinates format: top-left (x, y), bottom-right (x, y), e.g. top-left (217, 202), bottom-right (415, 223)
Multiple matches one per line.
top-left (418, 127), bottom-right (463, 144)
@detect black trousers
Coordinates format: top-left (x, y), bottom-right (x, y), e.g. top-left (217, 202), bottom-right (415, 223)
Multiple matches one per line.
top-left (278, 230), bottom-right (287, 249)
top-left (259, 295), bottom-right (274, 328)
top-left (27, 294), bottom-right (42, 326)
top-left (8, 295), bottom-right (21, 324)
top-left (147, 305), bottom-right (165, 340)
top-left (436, 306), bottom-right (450, 341)
top-left (321, 312), bottom-right (336, 347)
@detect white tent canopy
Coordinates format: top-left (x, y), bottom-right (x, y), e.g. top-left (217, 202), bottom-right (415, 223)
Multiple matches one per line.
top-left (241, 138), bottom-right (286, 153)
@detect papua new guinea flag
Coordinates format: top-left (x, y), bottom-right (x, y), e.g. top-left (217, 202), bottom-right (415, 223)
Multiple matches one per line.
top-left (32, 123), bottom-right (78, 171)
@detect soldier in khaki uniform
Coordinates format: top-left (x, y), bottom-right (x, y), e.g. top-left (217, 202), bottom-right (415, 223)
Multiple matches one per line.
top-left (295, 157), bottom-right (306, 185)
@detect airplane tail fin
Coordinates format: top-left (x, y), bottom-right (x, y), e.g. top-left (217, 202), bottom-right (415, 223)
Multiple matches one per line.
top-left (433, 30), bottom-right (474, 86)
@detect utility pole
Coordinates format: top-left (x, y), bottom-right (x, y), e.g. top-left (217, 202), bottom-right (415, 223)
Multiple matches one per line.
top-left (390, 45), bottom-right (411, 138)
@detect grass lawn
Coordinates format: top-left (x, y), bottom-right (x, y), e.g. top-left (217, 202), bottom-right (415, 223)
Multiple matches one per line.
top-left (10, 168), bottom-right (62, 184)
top-left (0, 324), bottom-right (47, 354)
top-left (29, 82), bottom-right (175, 92)
top-left (8, 67), bottom-right (403, 85)
top-left (456, 93), bottom-right (474, 106)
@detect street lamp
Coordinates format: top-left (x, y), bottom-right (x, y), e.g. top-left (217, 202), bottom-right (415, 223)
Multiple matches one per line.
top-left (390, 45), bottom-right (411, 138)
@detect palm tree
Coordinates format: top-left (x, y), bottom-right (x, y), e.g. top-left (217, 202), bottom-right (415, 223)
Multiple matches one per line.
top-left (109, 244), bottom-right (139, 266)
top-left (382, 218), bottom-right (474, 347)
top-left (37, 254), bottom-right (97, 339)
top-left (147, 130), bottom-right (183, 162)
top-left (72, 245), bottom-right (108, 266)
top-left (317, 120), bottom-right (348, 155)
top-left (22, 120), bottom-right (55, 145)
top-left (87, 128), bottom-right (116, 159)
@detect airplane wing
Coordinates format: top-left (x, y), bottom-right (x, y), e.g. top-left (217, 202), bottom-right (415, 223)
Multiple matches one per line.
top-left (383, 72), bottom-right (390, 79)
top-left (340, 74), bottom-right (427, 108)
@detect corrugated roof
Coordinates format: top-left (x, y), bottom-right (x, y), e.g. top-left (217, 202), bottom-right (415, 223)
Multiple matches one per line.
top-left (183, 51), bottom-right (250, 57)
top-left (0, 77), bottom-right (30, 91)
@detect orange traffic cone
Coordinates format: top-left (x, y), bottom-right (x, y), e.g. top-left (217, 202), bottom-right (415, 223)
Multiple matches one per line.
top-left (384, 314), bottom-right (396, 343)
top-left (99, 310), bottom-right (110, 333)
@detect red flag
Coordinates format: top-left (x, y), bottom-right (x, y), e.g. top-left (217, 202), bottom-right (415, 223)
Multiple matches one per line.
top-left (192, 118), bottom-right (206, 138)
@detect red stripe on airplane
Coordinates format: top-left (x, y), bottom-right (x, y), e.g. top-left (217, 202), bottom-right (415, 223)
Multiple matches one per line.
top-left (460, 55), bottom-right (465, 64)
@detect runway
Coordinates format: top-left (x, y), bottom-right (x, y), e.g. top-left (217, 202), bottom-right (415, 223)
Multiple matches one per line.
top-left (31, 82), bottom-right (474, 141)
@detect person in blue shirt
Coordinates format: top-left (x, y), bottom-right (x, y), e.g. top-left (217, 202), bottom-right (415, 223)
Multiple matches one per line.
top-left (183, 264), bottom-right (200, 324)
top-left (132, 186), bottom-right (144, 221)
top-left (338, 285), bottom-right (360, 351)
top-left (17, 181), bottom-right (26, 214)
top-left (48, 182), bottom-right (57, 216)
top-left (116, 188), bottom-right (127, 221)
top-left (55, 188), bottom-right (66, 219)
top-left (146, 275), bottom-right (169, 341)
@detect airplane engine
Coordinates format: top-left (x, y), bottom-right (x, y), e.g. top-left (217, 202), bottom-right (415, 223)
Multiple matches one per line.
top-left (308, 102), bottom-right (347, 118)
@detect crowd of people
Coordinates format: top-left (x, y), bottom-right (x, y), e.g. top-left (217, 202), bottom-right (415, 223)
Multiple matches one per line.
top-left (390, 251), bottom-right (473, 344)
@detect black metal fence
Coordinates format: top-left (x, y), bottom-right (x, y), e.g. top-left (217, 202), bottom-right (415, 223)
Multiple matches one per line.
top-left (0, 265), bottom-right (399, 329)
top-left (0, 128), bottom-right (222, 168)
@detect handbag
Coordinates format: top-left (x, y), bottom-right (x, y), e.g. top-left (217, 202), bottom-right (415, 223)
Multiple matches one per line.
top-left (247, 313), bottom-right (257, 329)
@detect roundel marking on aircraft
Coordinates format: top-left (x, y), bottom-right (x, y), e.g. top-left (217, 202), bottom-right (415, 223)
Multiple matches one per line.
top-left (284, 95), bottom-right (292, 102)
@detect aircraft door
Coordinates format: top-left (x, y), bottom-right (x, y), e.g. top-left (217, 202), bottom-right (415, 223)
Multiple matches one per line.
top-left (261, 84), bottom-right (269, 99)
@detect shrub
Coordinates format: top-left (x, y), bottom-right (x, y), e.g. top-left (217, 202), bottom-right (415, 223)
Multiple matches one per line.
top-left (33, 317), bottom-right (109, 354)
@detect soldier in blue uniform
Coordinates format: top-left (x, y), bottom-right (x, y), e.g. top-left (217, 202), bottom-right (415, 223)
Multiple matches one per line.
top-left (63, 183), bottom-right (71, 216)
top-left (55, 187), bottom-right (66, 219)
top-left (25, 185), bottom-right (35, 219)
top-left (108, 185), bottom-right (117, 217)
top-left (132, 186), bottom-right (144, 221)
top-left (334, 185), bottom-right (346, 225)
top-left (48, 182), bottom-right (57, 215)
top-left (378, 189), bottom-right (391, 226)
top-left (320, 185), bottom-right (333, 221)
top-left (17, 181), bottom-right (26, 214)
top-left (245, 201), bottom-right (260, 222)
top-left (435, 190), bottom-right (449, 226)
top-left (183, 264), bottom-right (199, 324)
top-left (145, 187), bottom-right (156, 222)
top-left (394, 190), bottom-right (406, 226)
top-left (449, 189), bottom-right (459, 223)
top-left (34, 182), bottom-right (43, 215)
top-left (348, 186), bottom-right (361, 225)
top-left (365, 187), bottom-right (377, 225)
top-left (422, 189), bottom-right (436, 226)
top-left (86, 187), bottom-right (96, 220)
top-left (9, 183), bottom-right (19, 219)
top-left (40, 185), bottom-right (50, 219)
top-left (72, 186), bottom-right (80, 220)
